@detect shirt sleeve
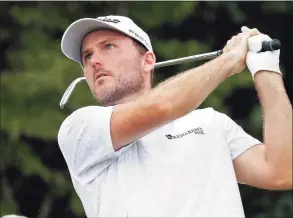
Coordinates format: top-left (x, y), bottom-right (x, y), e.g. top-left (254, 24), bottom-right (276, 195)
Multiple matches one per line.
top-left (57, 106), bottom-right (131, 184)
top-left (217, 111), bottom-right (263, 160)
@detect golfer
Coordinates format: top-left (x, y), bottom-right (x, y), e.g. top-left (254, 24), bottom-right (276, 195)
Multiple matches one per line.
top-left (57, 15), bottom-right (292, 217)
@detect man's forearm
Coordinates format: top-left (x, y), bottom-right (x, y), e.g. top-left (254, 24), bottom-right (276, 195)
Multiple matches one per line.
top-left (144, 52), bottom-right (237, 121)
top-left (254, 71), bottom-right (292, 184)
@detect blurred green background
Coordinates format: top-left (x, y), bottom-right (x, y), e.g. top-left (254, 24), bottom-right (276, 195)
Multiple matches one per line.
top-left (0, 1), bottom-right (292, 218)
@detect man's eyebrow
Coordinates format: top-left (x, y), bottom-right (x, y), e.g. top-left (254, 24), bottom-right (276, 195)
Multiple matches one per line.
top-left (81, 37), bottom-right (120, 57)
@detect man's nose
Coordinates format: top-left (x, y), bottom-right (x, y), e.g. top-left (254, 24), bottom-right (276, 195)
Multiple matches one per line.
top-left (89, 53), bottom-right (104, 68)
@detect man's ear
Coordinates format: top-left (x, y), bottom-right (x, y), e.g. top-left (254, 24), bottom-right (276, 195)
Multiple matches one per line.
top-left (143, 51), bottom-right (156, 72)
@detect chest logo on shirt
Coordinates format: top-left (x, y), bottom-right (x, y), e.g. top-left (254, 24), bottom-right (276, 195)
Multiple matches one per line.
top-left (165, 127), bottom-right (204, 139)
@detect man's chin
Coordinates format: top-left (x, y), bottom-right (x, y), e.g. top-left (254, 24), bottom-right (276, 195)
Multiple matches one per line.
top-left (93, 88), bottom-right (113, 103)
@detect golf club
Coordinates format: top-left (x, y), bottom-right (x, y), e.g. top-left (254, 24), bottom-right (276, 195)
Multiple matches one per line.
top-left (59, 39), bottom-right (281, 109)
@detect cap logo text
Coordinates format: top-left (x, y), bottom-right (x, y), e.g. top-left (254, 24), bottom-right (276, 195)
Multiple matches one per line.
top-left (129, 29), bottom-right (150, 48)
top-left (98, 17), bottom-right (120, 24)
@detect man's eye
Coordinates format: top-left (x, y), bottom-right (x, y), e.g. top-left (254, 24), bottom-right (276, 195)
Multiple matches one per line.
top-left (84, 53), bottom-right (92, 61)
top-left (105, 43), bottom-right (115, 50)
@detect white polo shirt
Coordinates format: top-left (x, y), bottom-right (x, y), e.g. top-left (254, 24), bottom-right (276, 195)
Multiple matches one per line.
top-left (57, 106), bottom-right (262, 217)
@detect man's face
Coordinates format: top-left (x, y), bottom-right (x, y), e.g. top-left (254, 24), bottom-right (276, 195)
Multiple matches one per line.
top-left (81, 29), bottom-right (147, 106)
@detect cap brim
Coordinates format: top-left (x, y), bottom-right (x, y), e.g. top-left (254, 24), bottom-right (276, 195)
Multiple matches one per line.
top-left (61, 18), bottom-right (124, 63)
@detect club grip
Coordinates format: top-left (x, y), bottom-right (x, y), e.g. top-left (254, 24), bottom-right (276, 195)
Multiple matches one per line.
top-left (261, 39), bottom-right (281, 52)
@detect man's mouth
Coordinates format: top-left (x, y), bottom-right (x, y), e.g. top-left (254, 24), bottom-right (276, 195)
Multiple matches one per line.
top-left (95, 72), bottom-right (110, 81)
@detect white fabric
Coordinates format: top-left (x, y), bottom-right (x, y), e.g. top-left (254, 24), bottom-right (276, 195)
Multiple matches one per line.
top-left (57, 106), bottom-right (262, 217)
top-left (241, 26), bottom-right (281, 79)
top-left (61, 15), bottom-right (153, 63)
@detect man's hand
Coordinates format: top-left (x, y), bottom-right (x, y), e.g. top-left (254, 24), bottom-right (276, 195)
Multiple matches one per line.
top-left (241, 26), bottom-right (282, 79)
top-left (222, 28), bottom-right (259, 76)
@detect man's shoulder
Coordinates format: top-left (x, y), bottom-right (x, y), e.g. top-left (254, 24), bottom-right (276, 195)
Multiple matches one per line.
top-left (70, 105), bottom-right (114, 116)
top-left (61, 105), bottom-right (114, 123)
top-left (58, 105), bottom-right (115, 137)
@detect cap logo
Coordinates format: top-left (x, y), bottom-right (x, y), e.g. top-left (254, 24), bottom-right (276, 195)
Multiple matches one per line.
top-left (98, 17), bottom-right (120, 24)
top-left (129, 29), bottom-right (150, 48)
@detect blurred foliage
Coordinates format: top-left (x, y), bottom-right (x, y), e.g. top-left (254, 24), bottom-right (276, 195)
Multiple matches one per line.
top-left (0, 1), bottom-right (292, 218)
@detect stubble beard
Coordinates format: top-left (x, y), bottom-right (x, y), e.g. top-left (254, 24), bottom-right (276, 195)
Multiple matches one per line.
top-left (93, 66), bottom-right (145, 106)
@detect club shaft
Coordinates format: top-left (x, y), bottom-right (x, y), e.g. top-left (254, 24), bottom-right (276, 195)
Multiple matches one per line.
top-left (154, 50), bottom-right (222, 69)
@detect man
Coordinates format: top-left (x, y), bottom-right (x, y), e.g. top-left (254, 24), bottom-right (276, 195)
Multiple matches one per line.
top-left (58, 15), bottom-right (292, 217)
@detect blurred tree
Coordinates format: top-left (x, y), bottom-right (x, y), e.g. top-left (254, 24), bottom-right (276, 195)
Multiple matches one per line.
top-left (1, 1), bottom-right (292, 217)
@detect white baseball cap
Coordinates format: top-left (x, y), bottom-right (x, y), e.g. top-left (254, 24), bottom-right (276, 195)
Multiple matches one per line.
top-left (61, 15), bottom-right (153, 63)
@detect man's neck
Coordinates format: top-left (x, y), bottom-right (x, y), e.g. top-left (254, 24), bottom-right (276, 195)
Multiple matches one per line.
top-left (104, 88), bottom-right (151, 106)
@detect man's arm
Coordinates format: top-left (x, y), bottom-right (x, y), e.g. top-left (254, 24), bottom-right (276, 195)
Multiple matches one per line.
top-left (233, 71), bottom-right (292, 190)
top-left (232, 27), bottom-right (291, 190)
top-left (113, 34), bottom-right (258, 150)
top-left (255, 72), bottom-right (292, 188)
top-left (110, 30), bottom-right (259, 151)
